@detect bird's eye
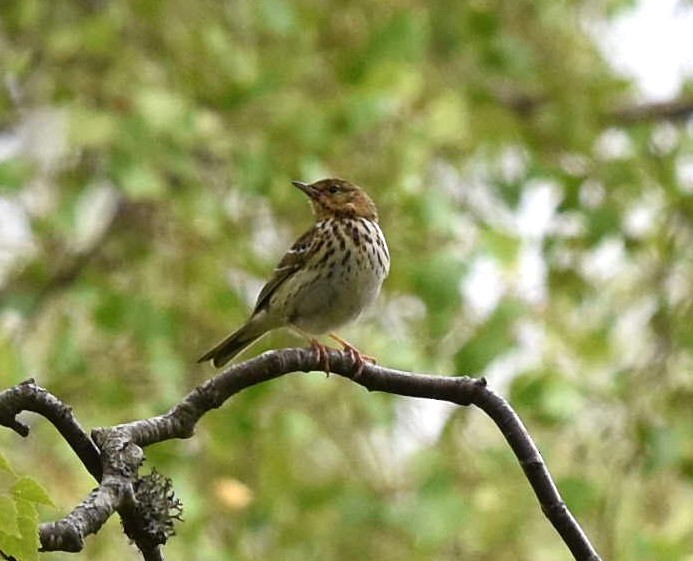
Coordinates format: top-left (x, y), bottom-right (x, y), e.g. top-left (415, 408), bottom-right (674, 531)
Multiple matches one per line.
top-left (328, 185), bottom-right (339, 194)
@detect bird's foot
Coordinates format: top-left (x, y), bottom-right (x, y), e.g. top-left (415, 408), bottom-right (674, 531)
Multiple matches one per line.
top-left (328, 333), bottom-right (375, 379)
top-left (309, 338), bottom-right (331, 376)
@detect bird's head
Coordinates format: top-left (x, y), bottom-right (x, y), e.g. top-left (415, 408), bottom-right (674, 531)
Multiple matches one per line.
top-left (292, 178), bottom-right (378, 221)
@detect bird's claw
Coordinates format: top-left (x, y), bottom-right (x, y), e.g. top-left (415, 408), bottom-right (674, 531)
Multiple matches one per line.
top-left (310, 339), bottom-right (331, 376)
top-left (328, 333), bottom-right (375, 380)
top-left (307, 333), bottom-right (376, 379)
top-left (344, 344), bottom-right (375, 379)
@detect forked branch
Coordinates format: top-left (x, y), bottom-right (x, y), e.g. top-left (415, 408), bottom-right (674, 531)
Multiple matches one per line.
top-left (0, 348), bottom-right (601, 561)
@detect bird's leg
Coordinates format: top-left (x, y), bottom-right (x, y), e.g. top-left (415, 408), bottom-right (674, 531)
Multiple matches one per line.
top-left (328, 333), bottom-right (375, 379)
top-left (292, 326), bottom-right (331, 374)
top-left (310, 338), bottom-right (331, 375)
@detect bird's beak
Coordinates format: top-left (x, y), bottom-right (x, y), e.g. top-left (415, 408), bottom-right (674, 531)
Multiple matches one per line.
top-left (292, 180), bottom-right (318, 199)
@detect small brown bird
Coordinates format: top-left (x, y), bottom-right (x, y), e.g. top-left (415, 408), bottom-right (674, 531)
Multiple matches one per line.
top-left (197, 178), bottom-right (390, 370)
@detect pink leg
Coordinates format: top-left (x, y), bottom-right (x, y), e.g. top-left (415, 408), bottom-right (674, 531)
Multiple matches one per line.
top-left (328, 333), bottom-right (375, 378)
top-left (309, 338), bottom-right (331, 375)
top-left (291, 325), bottom-right (332, 374)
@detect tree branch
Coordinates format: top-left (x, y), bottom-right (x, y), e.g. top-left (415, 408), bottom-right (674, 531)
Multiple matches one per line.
top-left (607, 96), bottom-right (693, 124)
top-left (498, 90), bottom-right (693, 125)
top-left (0, 378), bottom-right (101, 480)
top-left (0, 348), bottom-right (602, 561)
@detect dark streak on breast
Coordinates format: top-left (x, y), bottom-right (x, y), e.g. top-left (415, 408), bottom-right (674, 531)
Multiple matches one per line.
top-left (351, 225), bottom-right (361, 245)
top-left (318, 251), bottom-right (331, 267)
top-left (341, 249), bottom-right (352, 266)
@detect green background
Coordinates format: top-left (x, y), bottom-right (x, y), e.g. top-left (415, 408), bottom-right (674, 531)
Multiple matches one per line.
top-left (1, 1), bottom-right (692, 560)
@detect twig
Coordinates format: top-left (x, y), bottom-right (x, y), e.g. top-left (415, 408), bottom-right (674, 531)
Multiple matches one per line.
top-left (0, 378), bottom-right (101, 480)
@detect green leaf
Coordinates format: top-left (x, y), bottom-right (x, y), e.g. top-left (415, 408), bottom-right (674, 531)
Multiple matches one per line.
top-left (0, 499), bottom-right (38, 561)
top-left (0, 452), bottom-right (16, 476)
top-left (0, 495), bottom-right (20, 536)
top-left (11, 477), bottom-right (54, 507)
top-left (15, 499), bottom-right (39, 561)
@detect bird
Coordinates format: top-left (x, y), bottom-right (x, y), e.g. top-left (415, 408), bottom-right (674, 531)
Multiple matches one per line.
top-left (197, 178), bottom-right (390, 372)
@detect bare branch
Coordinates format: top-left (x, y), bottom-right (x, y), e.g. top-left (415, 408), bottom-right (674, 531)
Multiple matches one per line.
top-left (0, 378), bottom-right (101, 480)
top-left (1, 348), bottom-right (603, 561)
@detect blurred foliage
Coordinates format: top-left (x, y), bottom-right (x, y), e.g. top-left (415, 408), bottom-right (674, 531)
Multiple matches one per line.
top-left (1, 0), bottom-right (693, 560)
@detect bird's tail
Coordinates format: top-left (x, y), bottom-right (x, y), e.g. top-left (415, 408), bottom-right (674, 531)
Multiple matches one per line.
top-left (197, 319), bottom-right (268, 368)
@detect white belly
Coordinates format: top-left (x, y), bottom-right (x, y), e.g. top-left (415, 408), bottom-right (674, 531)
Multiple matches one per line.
top-left (290, 259), bottom-right (384, 333)
top-left (274, 219), bottom-right (389, 335)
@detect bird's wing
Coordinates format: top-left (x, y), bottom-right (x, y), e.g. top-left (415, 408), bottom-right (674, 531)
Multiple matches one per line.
top-left (252, 226), bottom-right (318, 314)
